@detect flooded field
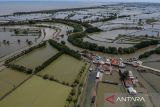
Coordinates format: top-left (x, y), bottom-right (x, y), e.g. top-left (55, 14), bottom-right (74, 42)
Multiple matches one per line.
top-left (88, 30), bottom-right (139, 40)
top-left (39, 54), bottom-right (84, 84)
top-left (0, 2), bottom-right (160, 107)
top-left (0, 75), bottom-right (71, 107)
top-left (126, 66), bottom-right (160, 93)
top-left (84, 37), bottom-right (134, 48)
top-left (0, 13), bottom-right (51, 21)
top-left (0, 68), bottom-right (29, 98)
top-left (142, 54), bottom-right (160, 70)
top-left (0, 25), bottom-right (58, 58)
top-left (141, 72), bottom-right (160, 93)
top-left (36, 22), bottom-right (73, 38)
top-left (96, 45), bottom-right (158, 59)
top-left (128, 29), bottom-right (160, 37)
top-left (12, 43), bottom-right (58, 69)
top-left (143, 62), bottom-right (160, 70)
top-left (0, 27), bottom-right (42, 58)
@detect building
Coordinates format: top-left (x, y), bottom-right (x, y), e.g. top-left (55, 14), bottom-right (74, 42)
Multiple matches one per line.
top-left (128, 71), bottom-right (134, 79)
top-left (127, 87), bottom-right (137, 95)
top-left (124, 79), bottom-right (133, 87)
top-left (96, 72), bottom-right (101, 79)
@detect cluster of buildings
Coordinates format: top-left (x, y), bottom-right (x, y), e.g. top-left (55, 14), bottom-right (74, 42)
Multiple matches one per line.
top-left (81, 50), bottom-right (140, 96)
top-left (119, 68), bottom-right (138, 95)
top-left (125, 57), bottom-right (142, 67)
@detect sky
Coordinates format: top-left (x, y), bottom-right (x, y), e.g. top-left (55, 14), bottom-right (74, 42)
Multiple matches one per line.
top-left (0, 0), bottom-right (160, 3)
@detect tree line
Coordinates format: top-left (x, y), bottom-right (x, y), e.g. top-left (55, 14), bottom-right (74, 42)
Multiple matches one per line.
top-left (4, 39), bottom-right (82, 75)
top-left (65, 63), bottom-right (87, 107)
top-left (89, 15), bottom-right (130, 23)
top-left (0, 18), bottom-right (102, 34)
top-left (48, 39), bottom-right (81, 60)
top-left (139, 47), bottom-right (160, 59)
top-left (68, 32), bottom-right (159, 54)
top-left (35, 52), bottom-right (63, 73)
top-left (6, 64), bottom-right (33, 74)
top-left (4, 42), bottom-right (47, 74)
top-left (45, 18), bottom-right (102, 33)
top-left (5, 41), bottom-right (46, 65)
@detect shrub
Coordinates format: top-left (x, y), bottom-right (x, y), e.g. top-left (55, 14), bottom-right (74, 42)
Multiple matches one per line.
top-left (43, 74), bottom-right (49, 80)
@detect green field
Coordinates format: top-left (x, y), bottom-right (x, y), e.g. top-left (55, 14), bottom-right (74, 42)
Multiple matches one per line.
top-left (97, 71), bottom-right (125, 107)
top-left (0, 68), bottom-right (29, 98)
top-left (38, 54), bottom-right (84, 84)
top-left (0, 76), bottom-right (71, 107)
top-left (12, 43), bottom-right (58, 69)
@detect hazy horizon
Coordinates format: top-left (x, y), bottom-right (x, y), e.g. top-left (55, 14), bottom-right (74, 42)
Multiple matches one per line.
top-left (0, 0), bottom-right (160, 3)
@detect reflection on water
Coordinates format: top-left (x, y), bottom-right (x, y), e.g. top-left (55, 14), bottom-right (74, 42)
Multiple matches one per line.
top-left (0, 28), bottom-right (39, 58)
top-left (142, 54), bottom-right (160, 70)
top-left (0, 25), bottom-right (57, 58)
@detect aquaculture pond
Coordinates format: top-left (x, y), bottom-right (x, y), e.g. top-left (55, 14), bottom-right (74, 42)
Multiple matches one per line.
top-left (11, 42), bottom-right (59, 69)
top-left (0, 76), bottom-right (71, 107)
top-left (39, 54), bottom-right (84, 84)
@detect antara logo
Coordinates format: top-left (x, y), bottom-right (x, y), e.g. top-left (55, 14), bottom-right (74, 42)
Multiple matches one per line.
top-left (105, 95), bottom-right (115, 104)
top-left (105, 95), bottom-right (145, 104)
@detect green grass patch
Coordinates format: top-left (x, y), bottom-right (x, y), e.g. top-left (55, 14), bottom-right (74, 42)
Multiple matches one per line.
top-left (38, 54), bottom-right (84, 84)
top-left (11, 43), bottom-right (58, 69)
top-left (0, 76), bottom-right (71, 107)
top-left (97, 71), bottom-right (125, 107)
top-left (0, 68), bottom-right (29, 98)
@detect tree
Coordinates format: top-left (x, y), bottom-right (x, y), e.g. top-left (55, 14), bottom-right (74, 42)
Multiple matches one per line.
top-left (66, 96), bottom-right (72, 104)
top-left (70, 88), bottom-right (76, 96)
top-left (17, 39), bottom-right (21, 44)
top-left (43, 74), bottom-right (49, 80)
top-left (118, 47), bottom-right (124, 54)
top-left (26, 69), bottom-right (32, 74)
top-left (49, 76), bottom-right (54, 81)
top-left (73, 98), bottom-right (78, 106)
top-left (14, 29), bottom-right (19, 34)
top-left (61, 41), bottom-right (66, 45)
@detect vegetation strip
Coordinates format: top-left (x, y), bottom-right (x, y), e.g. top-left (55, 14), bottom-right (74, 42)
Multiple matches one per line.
top-left (68, 32), bottom-right (159, 54)
top-left (35, 52), bottom-right (64, 73)
top-left (48, 39), bottom-right (81, 60)
top-left (0, 74), bottom-right (32, 101)
top-left (5, 41), bottom-right (46, 65)
top-left (4, 42), bottom-right (47, 74)
top-left (65, 63), bottom-right (88, 107)
top-left (2, 19), bottom-right (159, 55)
top-left (139, 47), bottom-right (160, 59)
